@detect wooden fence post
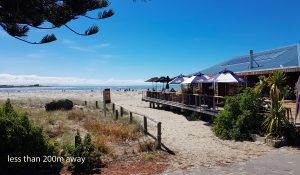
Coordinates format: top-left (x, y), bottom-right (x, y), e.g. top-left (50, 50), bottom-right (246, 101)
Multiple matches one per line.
top-left (96, 101), bottom-right (99, 109)
top-left (112, 103), bottom-right (115, 114)
top-left (157, 122), bottom-right (162, 149)
top-left (120, 107), bottom-right (123, 117)
top-left (143, 116), bottom-right (147, 134)
top-left (103, 101), bottom-right (106, 117)
top-left (129, 112), bottom-right (133, 123)
top-left (84, 101), bottom-right (87, 106)
top-left (115, 110), bottom-right (119, 120)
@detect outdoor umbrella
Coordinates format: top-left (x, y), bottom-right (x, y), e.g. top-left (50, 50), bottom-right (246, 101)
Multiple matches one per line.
top-left (182, 72), bottom-right (209, 84)
top-left (208, 69), bottom-right (246, 83)
top-left (169, 74), bottom-right (188, 84)
top-left (207, 69), bottom-right (247, 96)
top-left (145, 77), bottom-right (159, 82)
top-left (145, 77), bottom-right (159, 90)
top-left (155, 76), bottom-right (171, 89)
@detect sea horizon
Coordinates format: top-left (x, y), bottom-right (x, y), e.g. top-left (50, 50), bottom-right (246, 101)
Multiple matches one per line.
top-left (0, 84), bottom-right (181, 92)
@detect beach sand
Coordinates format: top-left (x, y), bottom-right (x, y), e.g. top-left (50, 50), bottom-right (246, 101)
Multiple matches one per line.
top-left (0, 90), bottom-right (292, 171)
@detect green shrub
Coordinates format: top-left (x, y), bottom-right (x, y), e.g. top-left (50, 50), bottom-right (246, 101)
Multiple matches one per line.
top-left (213, 88), bottom-right (264, 141)
top-left (0, 99), bottom-right (62, 174)
top-left (71, 130), bottom-right (99, 173)
top-left (283, 85), bottom-right (295, 100)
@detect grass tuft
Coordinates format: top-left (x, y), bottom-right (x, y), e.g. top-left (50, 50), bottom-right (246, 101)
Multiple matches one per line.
top-left (67, 111), bottom-right (85, 121)
top-left (138, 139), bottom-right (157, 152)
top-left (83, 118), bottom-right (142, 142)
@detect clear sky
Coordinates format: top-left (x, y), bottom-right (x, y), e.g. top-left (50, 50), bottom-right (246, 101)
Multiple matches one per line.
top-left (1, 0), bottom-right (300, 85)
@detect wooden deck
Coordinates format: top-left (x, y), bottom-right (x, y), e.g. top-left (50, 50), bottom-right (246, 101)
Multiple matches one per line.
top-left (142, 96), bottom-right (220, 116)
top-left (142, 91), bottom-right (300, 129)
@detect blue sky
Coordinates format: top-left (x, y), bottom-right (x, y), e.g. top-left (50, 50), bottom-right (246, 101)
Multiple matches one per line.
top-left (1, 0), bottom-right (300, 85)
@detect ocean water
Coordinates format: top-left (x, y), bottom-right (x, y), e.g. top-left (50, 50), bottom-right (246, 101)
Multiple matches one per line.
top-left (0, 84), bottom-right (181, 92)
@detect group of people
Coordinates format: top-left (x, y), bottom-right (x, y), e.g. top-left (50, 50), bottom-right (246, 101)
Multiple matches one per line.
top-left (148, 87), bottom-right (176, 92)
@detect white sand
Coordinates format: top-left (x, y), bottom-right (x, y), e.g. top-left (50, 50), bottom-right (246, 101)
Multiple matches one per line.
top-left (0, 90), bottom-right (273, 170)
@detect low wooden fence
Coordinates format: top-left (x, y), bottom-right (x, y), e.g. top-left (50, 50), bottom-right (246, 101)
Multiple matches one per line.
top-left (84, 100), bottom-right (162, 149)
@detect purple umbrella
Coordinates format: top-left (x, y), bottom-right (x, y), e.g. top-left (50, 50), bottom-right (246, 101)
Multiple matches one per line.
top-left (208, 69), bottom-right (246, 83)
top-left (182, 72), bottom-right (209, 84)
top-left (169, 74), bottom-right (188, 84)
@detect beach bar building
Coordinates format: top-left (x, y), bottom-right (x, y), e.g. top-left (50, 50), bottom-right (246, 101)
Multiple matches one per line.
top-left (203, 43), bottom-right (300, 91)
top-left (143, 43), bottom-right (300, 118)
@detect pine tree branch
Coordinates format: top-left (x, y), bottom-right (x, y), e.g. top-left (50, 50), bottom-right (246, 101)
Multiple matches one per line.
top-left (12, 36), bottom-right (42, 44)
top-left (83, 15), bottom-right (100, 20)
top-left (27, 24), bottom-right (57, 30)
top-left (64, 25), bottom-right (99, 36)
top-left (64, 25), bottom-right (87, 36)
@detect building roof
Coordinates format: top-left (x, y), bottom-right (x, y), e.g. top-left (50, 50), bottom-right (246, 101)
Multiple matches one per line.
top-left (201, 43), bottom-right (300, 75)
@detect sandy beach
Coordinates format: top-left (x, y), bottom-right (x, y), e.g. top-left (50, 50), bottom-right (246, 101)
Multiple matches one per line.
top-left (0, 90), bottom-right (298, 172)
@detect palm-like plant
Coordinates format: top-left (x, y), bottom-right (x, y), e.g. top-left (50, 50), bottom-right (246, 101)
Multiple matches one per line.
top-left (263, 99), bottom-right (289, 138)
top-left (263, 70), bottom-right (289, 138)
top-left (254, 75), bottom-right (268, 95)
top-left (267, 70), bottom-right (286, 103)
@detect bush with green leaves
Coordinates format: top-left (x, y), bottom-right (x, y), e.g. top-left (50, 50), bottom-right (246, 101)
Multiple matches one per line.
top-left (213, 88), bottom-right (264, 141)
top-left (0, 99), bottom-right (62, 174)
top-left (283, 85), bottom-right (295, 100)
top-left (70, 130), bottom-right (100, 173)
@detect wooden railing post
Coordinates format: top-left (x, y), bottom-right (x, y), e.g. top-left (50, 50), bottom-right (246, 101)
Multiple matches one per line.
top-left (213, 96), bottom-right (216, 110)
top-left (112, 103), bottom-right (115, 114)
top-left (199, 95), bottom-right (202, 108)
top-left (96, 101), bottom-right (99, 109)
top-left (115, 110), bottom-right (119, 120)
top-left (143, 116), bottom-right (148, 134)
top-left (157, 122), bottom-right (162, 149)
top-left (129, 112), bottom-right (133, 123)
top-left (103, 101), bottom-right (107, 117)
top-left (120, 106), bottom-right (123, 117)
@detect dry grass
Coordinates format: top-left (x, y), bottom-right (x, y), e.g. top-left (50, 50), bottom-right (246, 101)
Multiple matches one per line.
top-left (67, 111), bottom-right (86, 121)
top-left (83, 118), bottom-right (142, 142)
top-left (56, 122), bottom-right (66, 136)
top-left (4, 100), bottom-right (146, 159)
top-left (94, 135), bottom-right (113, 154)
top-left (138, 139), bottom-right (158, 152)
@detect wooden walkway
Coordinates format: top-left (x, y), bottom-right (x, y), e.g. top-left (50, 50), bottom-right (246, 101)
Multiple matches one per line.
top-left (142, 96), bottom-right (220, 116)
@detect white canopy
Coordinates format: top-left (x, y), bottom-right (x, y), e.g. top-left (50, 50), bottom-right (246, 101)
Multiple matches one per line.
top-left (182, 74), bottom-right (209, 84)
top-left (208, 70), bottom-right (246, 83)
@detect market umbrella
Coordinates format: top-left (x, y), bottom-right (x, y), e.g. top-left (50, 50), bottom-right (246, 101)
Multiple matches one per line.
top-left (208, 69), bottom-right (246, 83)
top-left (169, 74), bottom-right (188, 84)
top-left (145, 77), bottom-right (159, 82)
top-left (145, 77), bottom-right (159, 90)
top-left (182, 72), bottom-right (209, 84)
top-left (207, 69), bottom-right (246, 96)
top-left (155, 76), bottom-right (171, 89)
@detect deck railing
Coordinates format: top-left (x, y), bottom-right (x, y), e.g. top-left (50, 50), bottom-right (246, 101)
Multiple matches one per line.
top-left (142, 91), bottom-right (225, 111)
